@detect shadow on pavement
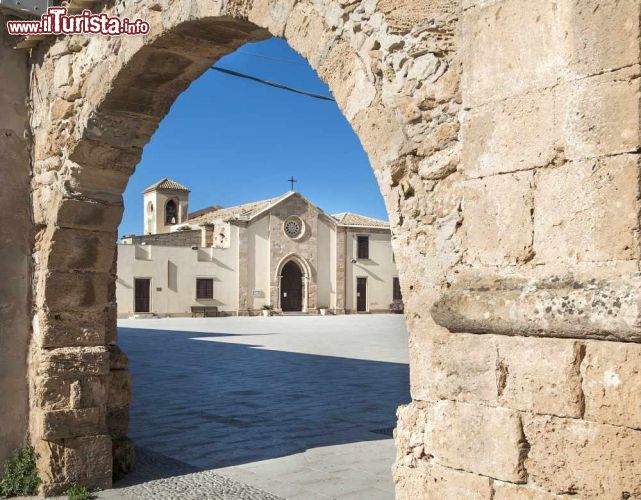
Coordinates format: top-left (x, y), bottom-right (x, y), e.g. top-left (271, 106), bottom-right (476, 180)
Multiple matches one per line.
top-left (117, 327), bottom-right (410, 485)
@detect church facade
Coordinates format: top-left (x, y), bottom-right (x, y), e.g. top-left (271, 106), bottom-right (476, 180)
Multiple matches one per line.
top-left (116, 178), bottom-right (402, 317)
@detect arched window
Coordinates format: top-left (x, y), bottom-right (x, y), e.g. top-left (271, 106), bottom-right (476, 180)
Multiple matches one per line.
top-left (165, 200), bottom-right (178, 224)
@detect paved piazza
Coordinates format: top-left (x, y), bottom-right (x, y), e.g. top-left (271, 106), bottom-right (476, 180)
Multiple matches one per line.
top-left (105, 315), bottom-right (409, 499)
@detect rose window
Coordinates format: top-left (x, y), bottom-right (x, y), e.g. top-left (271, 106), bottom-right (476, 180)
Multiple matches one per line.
top-left (284, 217), bottom-right (304, 239)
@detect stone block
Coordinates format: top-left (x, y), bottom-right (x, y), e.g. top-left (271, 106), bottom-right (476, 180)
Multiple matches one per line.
top-left (37, 346), bottom-right (110, 378)
top-left (352, 103), bottom-right (407, 170)
top-left (55, 198), bottom-right (124, 232)
top-left (461, 171), bottom-right (534, 266)
top-left (33, 374), bottom-right (107, 411)
top-left (52, 54), bottom-right (72, 89)
top-left (493, 481), bottom-right (572, 499)
top-left (109, 345), bottom-right (129, 371)
top-left (426, 401), bottom-right (527, 483)
top-left (395, 402), bottom-right (430, 465)
top-left (393, 462), bottom-right (492, 500)
top-left (108, 370), bottom-right (132, 408)
top-left (523, 415), bottom-right (641, 497)
top-left (43, 228), bottom-right (117, 273)
top-left (37, 435), bottom-right (112, 495)
top-left (40, 272), bottom-right (113, 312)
top-left (582, 340), bottom-right (641, 429)
top-left (318, 42), bottom-right (375, 120)
top-left (423, 331), bottom-right (498, 405)
top-left (497, 336), bottom-right (584, 418)
top-left (461, 89), bottom-right (556, 178)
top-left (70, 139), bottom-right (142, 172)
top-left (35, 407), bottom-right (106, 440)
top-left (462, 0), bottom-right (560, 106)
top-left (379, 0), bottom-right (457, 34)
top-left (558, 0), bottom-right (640, 78)
top-left (107, 405), bottom-right (129, 439)
top-left (248, 0), bottom-right (296, 37)
top-left (461, 0), bottom-right (503, 10)
top-left (557, 67), bottom-right (640, 161)
top-left (284, 2), bottom-right (335, 69)
top-left (112, 437), bottom-right (135, 479)
top-left (105, 303), bottom-right (118, 344)
top-left (431, 274), bottom-right (641, 343)
top-left (34, 308), bottom-right (111, 348)
top-left (65, 162), bottom-right (135, 205)
top-left (534, 154), bottom-right (640, 263)
top-left (84, 109), bottom-right (158, 150)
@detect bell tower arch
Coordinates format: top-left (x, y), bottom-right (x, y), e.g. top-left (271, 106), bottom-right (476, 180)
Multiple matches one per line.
top-left (142, 178), bottom-right (190, 234)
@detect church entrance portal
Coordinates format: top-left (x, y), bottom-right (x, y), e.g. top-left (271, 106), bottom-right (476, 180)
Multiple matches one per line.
top-left (281, 261), bottom-right (303, 312)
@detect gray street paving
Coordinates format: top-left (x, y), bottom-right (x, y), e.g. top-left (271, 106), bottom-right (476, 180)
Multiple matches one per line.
top-left (106, 315), bottom-right (409, 499)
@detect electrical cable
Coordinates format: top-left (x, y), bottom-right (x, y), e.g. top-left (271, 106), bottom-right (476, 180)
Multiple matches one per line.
top-left (210, 66), bottom-right (335, 102)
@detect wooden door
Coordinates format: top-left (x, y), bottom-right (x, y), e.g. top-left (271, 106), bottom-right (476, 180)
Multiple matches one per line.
top-left (356, 277), bottom-right (367, 312)
top-left (134, 278), bottom-right (151, 313)
top-left (281, 261), bottom-right (303, 312)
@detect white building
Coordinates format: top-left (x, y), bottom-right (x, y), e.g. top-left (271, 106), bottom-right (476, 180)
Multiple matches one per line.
top-left (116, 178), bottom-right (402, 317)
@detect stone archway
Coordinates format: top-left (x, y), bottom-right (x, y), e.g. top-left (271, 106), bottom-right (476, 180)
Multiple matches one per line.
top-left (4, 0), bottom-right (639, 497)
top-left (28, 2), bottom-right (436, 493)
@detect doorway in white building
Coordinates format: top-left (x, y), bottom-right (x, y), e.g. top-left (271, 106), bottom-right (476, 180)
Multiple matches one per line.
top-left (356, 277), bottom-right (368, 312)
top-left (280, 260), bottom-right (303, 312)
top-left (134, 278), bottom-right (151, 313)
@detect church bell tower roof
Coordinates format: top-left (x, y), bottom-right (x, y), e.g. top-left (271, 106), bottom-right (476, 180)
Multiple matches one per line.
top-left (143, 178), bottom-right (190, 193)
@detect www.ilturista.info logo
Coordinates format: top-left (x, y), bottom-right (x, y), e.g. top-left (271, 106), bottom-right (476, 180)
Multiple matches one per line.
top-left (6, 7), bottom-right (150, 36)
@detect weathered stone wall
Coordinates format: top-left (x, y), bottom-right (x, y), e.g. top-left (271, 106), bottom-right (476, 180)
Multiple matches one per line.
top-left (0, 14), bottom-right (31, 466)
top-left (7, 0), bottom-right (641, 496)
top-left (125, 230), bottom-right (201, 247)
top-left (394, 0), bottom-right (641, 497)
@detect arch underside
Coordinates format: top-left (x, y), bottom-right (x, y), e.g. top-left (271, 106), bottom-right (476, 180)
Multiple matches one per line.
top-left (24, 0), bottom-right (641, 497)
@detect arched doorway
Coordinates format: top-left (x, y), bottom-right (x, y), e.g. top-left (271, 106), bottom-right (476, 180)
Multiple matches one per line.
top-left (280, 260), bottom-right (303, 312)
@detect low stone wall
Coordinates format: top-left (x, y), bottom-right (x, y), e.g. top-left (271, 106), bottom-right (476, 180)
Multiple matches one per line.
top-left (126, 230), bottom-right (201, 247)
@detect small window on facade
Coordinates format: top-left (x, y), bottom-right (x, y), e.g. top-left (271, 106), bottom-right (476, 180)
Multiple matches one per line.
top-left (393, 277), bottom-right (402, 301)
top-left (196, 278), bottom-right (213, 299)
top-left (357, 235), bottom-right (369, 259)
top-left (165, 200), bottom-right (178, 224)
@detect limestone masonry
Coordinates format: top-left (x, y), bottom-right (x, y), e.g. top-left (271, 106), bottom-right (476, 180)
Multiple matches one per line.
top-left (0, 0), bottom-right (640, 497)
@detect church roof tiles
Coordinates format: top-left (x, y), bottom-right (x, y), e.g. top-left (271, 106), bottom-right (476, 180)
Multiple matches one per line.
top-left (332, 212), bottom-right (389, 228)
top-left (188, 195), bottom-right (283, 224)
top-left (143, 178), bottom-right (190, 193)
top-left (185, 191), bottom-right (390, 229)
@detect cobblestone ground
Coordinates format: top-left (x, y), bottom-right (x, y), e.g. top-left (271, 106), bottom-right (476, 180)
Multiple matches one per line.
top-left (109, 315), bottom-right (409, 499)
top-left (95, 448), bottom-right (282, 499)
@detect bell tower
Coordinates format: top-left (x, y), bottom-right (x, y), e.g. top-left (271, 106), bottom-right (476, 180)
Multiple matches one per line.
top-left (143, 178), bottom-right (190, 234)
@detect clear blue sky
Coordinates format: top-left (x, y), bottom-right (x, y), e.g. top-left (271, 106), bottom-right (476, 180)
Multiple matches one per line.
top-left (119, 37), bottom-right (387, 237)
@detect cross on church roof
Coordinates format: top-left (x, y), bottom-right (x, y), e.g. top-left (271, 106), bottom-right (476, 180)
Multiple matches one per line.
top-left (288, 176), bottom-right (297, 191)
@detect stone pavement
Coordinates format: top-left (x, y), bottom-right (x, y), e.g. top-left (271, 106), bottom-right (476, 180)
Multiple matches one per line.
top-left (105, 315), bottom-right (408, 498)
top-left (93, 447), bottom-right (281, 499)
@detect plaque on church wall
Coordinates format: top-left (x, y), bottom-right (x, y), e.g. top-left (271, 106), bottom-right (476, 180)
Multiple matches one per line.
top-left (252, 289), bottom-right (263, 298)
